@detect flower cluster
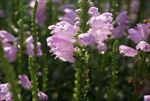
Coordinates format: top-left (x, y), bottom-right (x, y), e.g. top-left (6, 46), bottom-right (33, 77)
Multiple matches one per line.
top-left (0, 30), bottom-right (43, 62)
top-left (47, 6), bottom-right (115, 62)
top-left (119, 23), bottom-right (150, 57)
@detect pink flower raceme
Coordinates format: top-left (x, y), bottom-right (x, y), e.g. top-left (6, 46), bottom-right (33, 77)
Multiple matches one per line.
top-left (38, 91), bottom-right (48, 100)
top-left (0, 30), bottom-right (17, 62)
top-left (18, 74), bottom-right (32, 90)
top-left (119, 45), bottom-right (138, 57)
top-left (112, 11), bottom-right (128, 38)
top-left (79, 7), bottom-right (113, 53)
top-left (47, 21), bottom-right (76, 63)
top-left (0, 83), bottom-right (12, 101)
top-left (25, 36), bottom-right (43, 56)
top-left (144, 95), bottom-right (150, 101)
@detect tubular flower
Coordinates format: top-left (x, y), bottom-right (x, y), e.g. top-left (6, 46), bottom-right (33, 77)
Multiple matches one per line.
top-left (119, 45), bottom-right (138, 57)
top-left (136, 41), bottom-right (150, 52)
top-left (0, 83), bottom-right (11, 101)
top-left (38, 91), bottom-right (48, 100)
top-left (144, 95), bottom-right (150, 101)
top-left (60, 8), bottom-right (77, 25)
top-left (112, 11), bottom-right (128, 38)
top-left (47, 21), bottom-right (76, 63)
top-left (128, 23), bottom-right (150, 43)
top-left (0, 30), bottom-right (17, 62)
top-left (18, 74), bottom-right (32, 90)
top-left (25, 36), bottom-right (43, 56)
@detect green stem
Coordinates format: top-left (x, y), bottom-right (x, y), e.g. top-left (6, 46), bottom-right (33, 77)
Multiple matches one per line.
top-left (136, 0), bottom-right (145, 22)
top-left (109, 0), bottom-right (119, 17)
top-left (31, 0), bottom-right (38, 56)
top-left (108, 40), bottom-right (119, 101)
top-left (73, 48), bottom-right (89, 101)
top-left (18, 0), bottom-right (25, 74)
top-left (42, 54), bottom-right (49, 92)
top-left (77, 0), bottom-right (89, 33)
top-left (28, 57), bottom-right (39, 101)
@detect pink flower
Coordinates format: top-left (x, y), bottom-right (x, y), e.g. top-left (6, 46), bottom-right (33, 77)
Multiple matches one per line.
top-left (60, 8), bottom-right (77, 25)
top-left (0, 30), bottom-right (16, 42)
top-left (0, 30), bottom-right (17, 62)
top-left (25, 36), bottom-right (43, 56)
top-left (38, 91), bottom-right (48, 100)
top-left (18, 74), bottom-right (32, 90)
top-left (119, 45), bottom-right (138, 57)
top-left (112, 11), bottom-right (128, 38)
top-left (78, 33), bottom-right (95, 46)
top-left (128, 23), bottom-right (149, 43)
top-left (47, 21), bottom-right (76, 63)
top-left (3, 42), bottom-right (18, 62)
top-left (136, 41), bottom-right (150, 52)
top-left (144, 95), bottom-right (150, 101)
top-left (0, 83), bottom-right (11, 101)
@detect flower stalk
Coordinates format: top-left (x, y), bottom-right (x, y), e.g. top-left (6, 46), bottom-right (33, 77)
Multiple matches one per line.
top-left (18, 0), bottom-right (25, 73)
top-left (108, 40), bottom-right (119, 101)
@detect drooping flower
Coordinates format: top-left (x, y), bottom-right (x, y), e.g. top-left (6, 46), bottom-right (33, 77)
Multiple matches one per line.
top-left (0, 30), bottom-right (16, 42)
top-left (38, 91), bottom-right (48, 100)
top-left (25, 36), bottom-right (43, 56)
top-left (128, 23), bottom-right (149, 43)
top-left (0, 83), bottom-right (12, 101)
top-left (18, 74), bottom-right (32, 90)
top-left (136, 41), bottom-right (150, 52)
top-left (78, 33), bottom-right (95, 46)
top-left (144, 95), bottom-right (150, 101)
top-left (3, 42), bottom-right (18, 62)
top-left (119, 45), bottom-right (138, 57)
top-left (0, 30), bottom-right (17, 62)
top-left (88, 6), bottom-right (99, 16)
top-left (112, 11), bottom-right (128, 38)
top-left (60, 8), bottom-right (77, 25)
top-left (47, 21), bottom-right (76, 63)
top-left (96, 42), bottom-right (107, 53)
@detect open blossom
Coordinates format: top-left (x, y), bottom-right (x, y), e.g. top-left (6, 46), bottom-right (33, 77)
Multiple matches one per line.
top-left (47, 21), bottom-right (76, 63)
top-left (128, 23), bottom-right (149, 43)
top-left (78, 33), bottom-right (95, 46)
top-left (3, 42), bottom-right (18, 62)
top-left (0, 30), bottom-right (16, 42)
top-left (0, 83), bottom-right (11, 101)
top-left (0, 30), bottom-right (17, 62)
top-left (119, 45), bottom-right (138, 57)
top-left (60, 8), bottom-right (77, 25)
top-left (112, 11), bottom-right (128, 38)
top-left (144, 95), bottom-right (150, 101)
top-left (136, 41), bottom-right (150, 52)
top-left (25, 36), bottom-right (43, 56)
top-left (18, 74), bottom-right (32, 90)
top-left (38, 91), bottom-right (48, 100)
